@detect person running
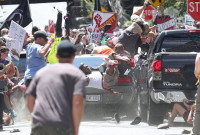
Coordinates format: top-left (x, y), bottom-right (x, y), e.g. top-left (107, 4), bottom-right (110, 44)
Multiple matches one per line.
top-left (26, 40), bottom-right (86, 135)
top-left (24, 31), bottom-right (54, 88)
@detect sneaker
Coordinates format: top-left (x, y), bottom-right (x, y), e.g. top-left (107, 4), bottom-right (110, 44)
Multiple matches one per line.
top-left (182, 129), bottom-right (191, 134)
top-left (114, 113), bottom-right (120, 123)
top-left (130, 117), bottom-right (141, 125)
top-left (104, 58), bottom-right (118, 65)
top-left (157, 123), bottom-right (169, 129)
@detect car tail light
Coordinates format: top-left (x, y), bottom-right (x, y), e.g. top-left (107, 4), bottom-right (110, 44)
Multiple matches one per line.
top-left (153, 60), bottom-right (162, 72)
top-left (188, 29), bottom-right (200, 33)
top-left (118, 77), bottom-right (131, 83)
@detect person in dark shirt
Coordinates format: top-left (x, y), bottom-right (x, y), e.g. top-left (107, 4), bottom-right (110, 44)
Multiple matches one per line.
top-left (26, 40), bottom-right (86, 135)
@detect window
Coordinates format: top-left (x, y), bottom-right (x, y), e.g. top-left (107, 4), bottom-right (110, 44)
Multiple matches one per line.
top-left (160, 33), bottom-right (200, 52)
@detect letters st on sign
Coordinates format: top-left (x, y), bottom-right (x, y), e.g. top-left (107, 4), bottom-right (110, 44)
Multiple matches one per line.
top-left (149, 0), bottom-right (166, 9)
top-left (187, 0), bottom-right (200, 21)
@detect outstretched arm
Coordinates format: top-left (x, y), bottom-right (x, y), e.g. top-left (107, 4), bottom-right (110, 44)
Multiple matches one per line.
top-left (132, 1), bottom-right (149, 16)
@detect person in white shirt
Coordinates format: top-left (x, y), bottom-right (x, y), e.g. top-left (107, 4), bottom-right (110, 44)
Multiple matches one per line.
top-left (79, 61), bottom-right (120, 95)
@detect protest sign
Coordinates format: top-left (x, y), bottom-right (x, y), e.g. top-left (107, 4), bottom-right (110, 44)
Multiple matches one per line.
top-left (6, 20), bottom-right (26, 60)
top-left (156, 17), bottom-right (175, 32)
top-left (90, 33), bottom-right (113, 43)
top-left (185, 14), bottom-right (194, 26)
top-left (92, 11), bottom-right (117, 33)
top-left (86, 24), bottom-right (93, 39)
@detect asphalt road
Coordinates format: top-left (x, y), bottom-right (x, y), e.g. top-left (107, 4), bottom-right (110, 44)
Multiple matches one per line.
top-left (0, 118), bottom-right (192, 135)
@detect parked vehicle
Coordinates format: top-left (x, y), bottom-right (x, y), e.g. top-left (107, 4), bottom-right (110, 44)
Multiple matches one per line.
top-left (133, 29), bottom-right (200, 125)
top-left (73, 54), bottom-right (137, 118)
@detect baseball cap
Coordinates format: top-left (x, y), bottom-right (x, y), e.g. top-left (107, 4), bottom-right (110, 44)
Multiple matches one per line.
top-left (33, 31), bottom-right (48, 41)
top-left (57, 40), bottom-right (76, 58)
top-left (72, 29), bottom-right (78, 33)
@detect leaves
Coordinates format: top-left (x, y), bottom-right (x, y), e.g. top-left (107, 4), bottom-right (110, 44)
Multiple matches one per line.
top-left (163, 0), bottom-right (187, 17)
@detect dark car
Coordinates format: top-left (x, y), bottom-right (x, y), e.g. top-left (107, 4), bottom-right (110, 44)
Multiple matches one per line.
top-left (73, 54), bottom-right (137, 119)
top-left (133, 29), bottom-right (200, 125)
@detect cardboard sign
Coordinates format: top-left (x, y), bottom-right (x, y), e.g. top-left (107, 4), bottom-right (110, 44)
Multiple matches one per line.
top-left (156, 16), bottom-right (175, 32)
top-left (92, 11), bottom-right (117, 33)
top-left (185, 14), bottom-right (195, 26)
top-left (90, 33), bottom-right (113, 43)
top-left (86, 24), bottom-right (93, 39)
top-left (6, 20), bottom-right (26, 60)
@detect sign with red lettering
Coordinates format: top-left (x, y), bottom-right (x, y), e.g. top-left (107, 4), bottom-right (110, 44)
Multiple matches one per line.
top-left (156, 16), bottom-right (175, 32)
top-left (143, 6), bottom-right (155, 20)
top-left (92, 11), bottom-right (117, 33)
top-left (49, 20), bottom-right (55, 33)
top-left (187, 0), bottom-right (200, 21)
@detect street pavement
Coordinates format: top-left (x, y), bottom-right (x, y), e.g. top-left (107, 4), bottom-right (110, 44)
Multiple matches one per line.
top-left (0, 118), bottom-right (192, 135)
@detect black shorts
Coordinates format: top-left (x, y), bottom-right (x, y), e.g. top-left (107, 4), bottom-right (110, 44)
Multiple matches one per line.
top-left (183, 111), bottom-right (190, 122)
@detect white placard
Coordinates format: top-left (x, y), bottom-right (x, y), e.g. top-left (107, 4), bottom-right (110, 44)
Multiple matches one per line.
top-left (157, 18), bottom-right (175, 32)
top-left (185, 14), bottom-right (194, 26)
top-left (6, 20), bottom-right (26, 61)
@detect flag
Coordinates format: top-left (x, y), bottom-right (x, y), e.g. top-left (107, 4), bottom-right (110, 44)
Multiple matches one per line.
top-left (49, 20), bottom-right (55, 34)
top-left (0, 0), bottom-right (32, 29)
top-left (106, 0), bottom-right (112, 12)
top-left (94, 0), bottom-right (101, 11)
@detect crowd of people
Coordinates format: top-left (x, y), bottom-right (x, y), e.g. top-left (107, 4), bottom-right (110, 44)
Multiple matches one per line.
top-left (0, 1), bottom-right (199, 135)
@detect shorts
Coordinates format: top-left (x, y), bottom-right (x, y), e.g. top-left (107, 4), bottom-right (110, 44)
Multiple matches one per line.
top-left (103, 67), bottom-right (119, 89)
top-left (183, 111), bottom-right (190, 122)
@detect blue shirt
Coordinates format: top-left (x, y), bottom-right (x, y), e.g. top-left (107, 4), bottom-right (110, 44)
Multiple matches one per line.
top-left (24, 43), bottom-right (46, 81)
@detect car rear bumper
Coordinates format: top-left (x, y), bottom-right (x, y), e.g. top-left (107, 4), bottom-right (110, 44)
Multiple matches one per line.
top-left (85, 86), bottom-right (136, 105)
top-left (151, 89), bottom-right (196, 103)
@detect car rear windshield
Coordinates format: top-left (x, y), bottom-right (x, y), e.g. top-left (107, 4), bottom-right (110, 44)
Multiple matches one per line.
top-left (73, 56), bottom-right (105, 68)
top-left (160, 33), bottom-right (200, 52)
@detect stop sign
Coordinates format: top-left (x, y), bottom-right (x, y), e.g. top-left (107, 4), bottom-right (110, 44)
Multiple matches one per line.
top-left (143, 6), bottom-right (155, 20)
top-left (187, 0), bottom-right (200, 21)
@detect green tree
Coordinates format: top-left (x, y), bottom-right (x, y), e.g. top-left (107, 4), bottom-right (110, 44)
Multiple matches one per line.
top-left (80, 0), bottom-right (89, 16)
top-left (162, 0), bottom-right (187, 17)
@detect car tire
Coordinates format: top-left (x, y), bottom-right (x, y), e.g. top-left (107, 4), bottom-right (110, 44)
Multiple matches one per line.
top-left (147, 97), bottom-right (164, 125)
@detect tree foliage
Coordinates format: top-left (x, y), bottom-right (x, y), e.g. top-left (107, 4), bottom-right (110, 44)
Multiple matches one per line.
top-left (162, 0), bottom-right (187, 17)
top-left (80, 0), bottom-right (92, 16)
